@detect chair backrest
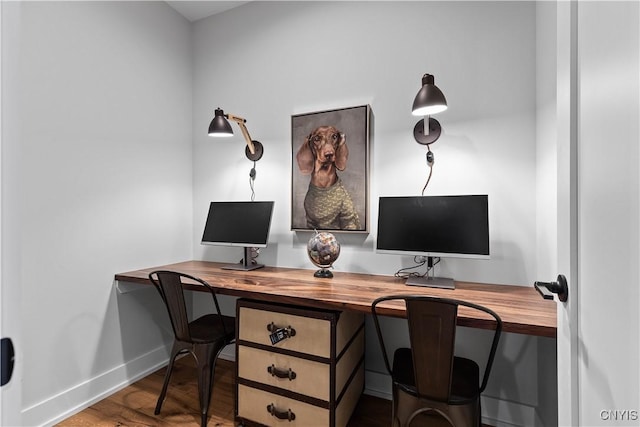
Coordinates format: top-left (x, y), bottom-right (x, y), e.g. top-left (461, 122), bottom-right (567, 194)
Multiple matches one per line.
top-left (372, 295), bottom-right (502, 402)
top-left (149, 270), bottom-right (229, 342)
top-left (406, 298), bottom-right (457, 401)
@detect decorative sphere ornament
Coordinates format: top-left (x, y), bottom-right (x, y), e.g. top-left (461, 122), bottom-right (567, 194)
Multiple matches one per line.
top-left (306, 231), bottom-right (340, 278)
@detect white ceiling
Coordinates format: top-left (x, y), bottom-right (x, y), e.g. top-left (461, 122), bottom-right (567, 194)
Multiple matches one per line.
top-left (166, 1), bottom-right (250, 22)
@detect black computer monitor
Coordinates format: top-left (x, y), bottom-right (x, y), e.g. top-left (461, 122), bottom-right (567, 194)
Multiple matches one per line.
top-left (376, 195), bottom-right (489, 288)
top-left (201, 201), bottom-right (275, 270)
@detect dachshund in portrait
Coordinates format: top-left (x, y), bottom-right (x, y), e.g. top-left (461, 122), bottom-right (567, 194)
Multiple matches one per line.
top-left (296, 125), bottom-right (361, 230)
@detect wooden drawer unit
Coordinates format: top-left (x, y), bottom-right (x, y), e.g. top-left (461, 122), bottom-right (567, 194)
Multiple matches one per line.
top-left (235, 299), bottom-right (365, 427)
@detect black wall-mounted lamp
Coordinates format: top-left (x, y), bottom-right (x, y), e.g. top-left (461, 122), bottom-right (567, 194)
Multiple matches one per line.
top-left (208, 108), bottom-right (264, 162)
top-left (411, 73), bottom-right (447, 194)
top-left (412, 73), bottom-right (447, 145)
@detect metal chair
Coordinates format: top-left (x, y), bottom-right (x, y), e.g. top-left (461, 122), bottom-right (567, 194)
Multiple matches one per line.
top-left (149, 270), bottom-right (235, 427)
top-left (371, 295), bottom-right (502, 427)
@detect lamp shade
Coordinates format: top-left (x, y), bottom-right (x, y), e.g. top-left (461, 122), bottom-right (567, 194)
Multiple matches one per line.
top-left (412, 74), bottom-right (448, 116)
top-left (208, 108), bottom-right (233, 137)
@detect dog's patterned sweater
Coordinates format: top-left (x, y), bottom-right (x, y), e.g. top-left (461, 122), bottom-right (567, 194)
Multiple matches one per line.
top-left (304, 178), bottom-right (361, 230)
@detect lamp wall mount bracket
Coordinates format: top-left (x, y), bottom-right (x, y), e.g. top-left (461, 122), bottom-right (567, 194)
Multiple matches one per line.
top-left (413, 117), bottom-right (442, 145)
top-left (245, 141), bottom-right (264, 161)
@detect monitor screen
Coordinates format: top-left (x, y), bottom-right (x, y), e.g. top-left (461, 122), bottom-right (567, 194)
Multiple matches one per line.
top-left (376, 195), bottom-right (489, 259)
top-left (201, 201), bottom-right (275, 248)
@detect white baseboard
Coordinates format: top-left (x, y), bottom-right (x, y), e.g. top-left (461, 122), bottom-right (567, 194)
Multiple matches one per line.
top-left (23, 346), bottom-right (171, 427)
top-left (219, 345), bottom-right (236, 362)
top-left (363, 370), bottom-right (540, 427)
top-left (25, 343), bottom-right (236, 427)
top-left (482, 395), bottom-right (541, 427)
top-left (25, 347), bottom-right (535, 427)
top-left (363, 369), bottom-right (392, 400)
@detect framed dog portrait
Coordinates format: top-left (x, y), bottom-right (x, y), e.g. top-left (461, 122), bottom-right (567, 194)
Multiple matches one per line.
top-left (291, 105), bottom-right (372, 233)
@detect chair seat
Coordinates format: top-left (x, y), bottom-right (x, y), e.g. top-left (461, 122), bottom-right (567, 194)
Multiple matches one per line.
top-left (188, 314), bottom-right (236, 344)
top-left (392, 347), bottom-right (480, 404)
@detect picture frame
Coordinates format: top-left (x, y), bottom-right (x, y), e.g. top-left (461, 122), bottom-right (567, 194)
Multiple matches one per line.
top-left (291, 105), bottom-right (372, 233)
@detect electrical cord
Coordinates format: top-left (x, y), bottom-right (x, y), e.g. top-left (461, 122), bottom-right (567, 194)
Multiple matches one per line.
top-left (250, 247), bottom-right (259, 264)
top-left (421, 148), bottom-right (434, 196)
top-left (239, 247), bottom-right (260, 266)
top-left (394, 256), bottom-right (440, 280)
top-left (249, 161), bottom-right (256, 201)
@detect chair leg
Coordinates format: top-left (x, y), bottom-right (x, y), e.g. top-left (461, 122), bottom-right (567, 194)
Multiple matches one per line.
top-left (194, 343), bottom-right (220, 427)
top-left (155, 341), bottom-right (184, 415)
top-left (391, 385), bottom-right (401, 427)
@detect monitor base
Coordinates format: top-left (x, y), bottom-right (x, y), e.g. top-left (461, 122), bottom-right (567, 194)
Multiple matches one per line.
top-left (222, 263), bottom-right (264, 271)
top-left (405, 276), bottom-right (455, 289)
top-left (221, 247), bottom-right (264, 271)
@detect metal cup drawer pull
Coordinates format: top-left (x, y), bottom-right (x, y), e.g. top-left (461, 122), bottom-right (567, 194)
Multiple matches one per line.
top-left (267, 322), bottom-right (296, 345)
top-left (267, 364), bottom-right (297, 381)
top-left (267, 403), bottom-right (296, 421)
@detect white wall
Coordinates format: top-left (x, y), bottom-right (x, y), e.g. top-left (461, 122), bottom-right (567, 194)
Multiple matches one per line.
top-left (193, 1), bottom-right (537, 283)
top-left (192, 2), bottom-right (552, 426)
top-left (535, 2), bottom-right (559, 427)
top-left (3, 2), bottom-right (193, 425)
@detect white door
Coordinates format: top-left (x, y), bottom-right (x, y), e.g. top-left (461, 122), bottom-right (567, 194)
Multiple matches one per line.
top-left (0, 2), bottom-right (23, 425)
top-left (556, 1), bottom-right (640, 426)
top-left (555, 2), bottom-right (579, 425)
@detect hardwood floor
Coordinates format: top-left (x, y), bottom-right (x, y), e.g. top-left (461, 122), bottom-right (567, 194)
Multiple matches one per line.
top-left (56, 356), bottom-right (391, 427)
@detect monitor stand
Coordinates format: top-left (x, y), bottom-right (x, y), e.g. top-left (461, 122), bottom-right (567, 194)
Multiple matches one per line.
top-left (405, 275), bottom-right (455, 289)
top-left (221, 247), bottom-right (264, 271)
top-left (404, 256), bottom-right (454, 289)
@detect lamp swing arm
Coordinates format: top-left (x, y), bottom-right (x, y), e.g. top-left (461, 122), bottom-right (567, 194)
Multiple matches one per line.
top-left (225, 113), bottom-right (256, 155)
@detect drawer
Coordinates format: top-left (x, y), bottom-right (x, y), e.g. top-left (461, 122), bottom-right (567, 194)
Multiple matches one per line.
top-left (238, 330), bottom-right (364, 401)
top-left (239, 306), bottom-right (332, 358)
top-left (238, 345), bottom-right (329, 400)
top-left (237, 365), bottom-right (365, 427)
top-left (238, 384), bottom-right (329, 427)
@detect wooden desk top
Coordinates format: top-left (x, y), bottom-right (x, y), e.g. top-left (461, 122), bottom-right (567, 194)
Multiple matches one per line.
top-left (115, 260), bottom-right (557, 338)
